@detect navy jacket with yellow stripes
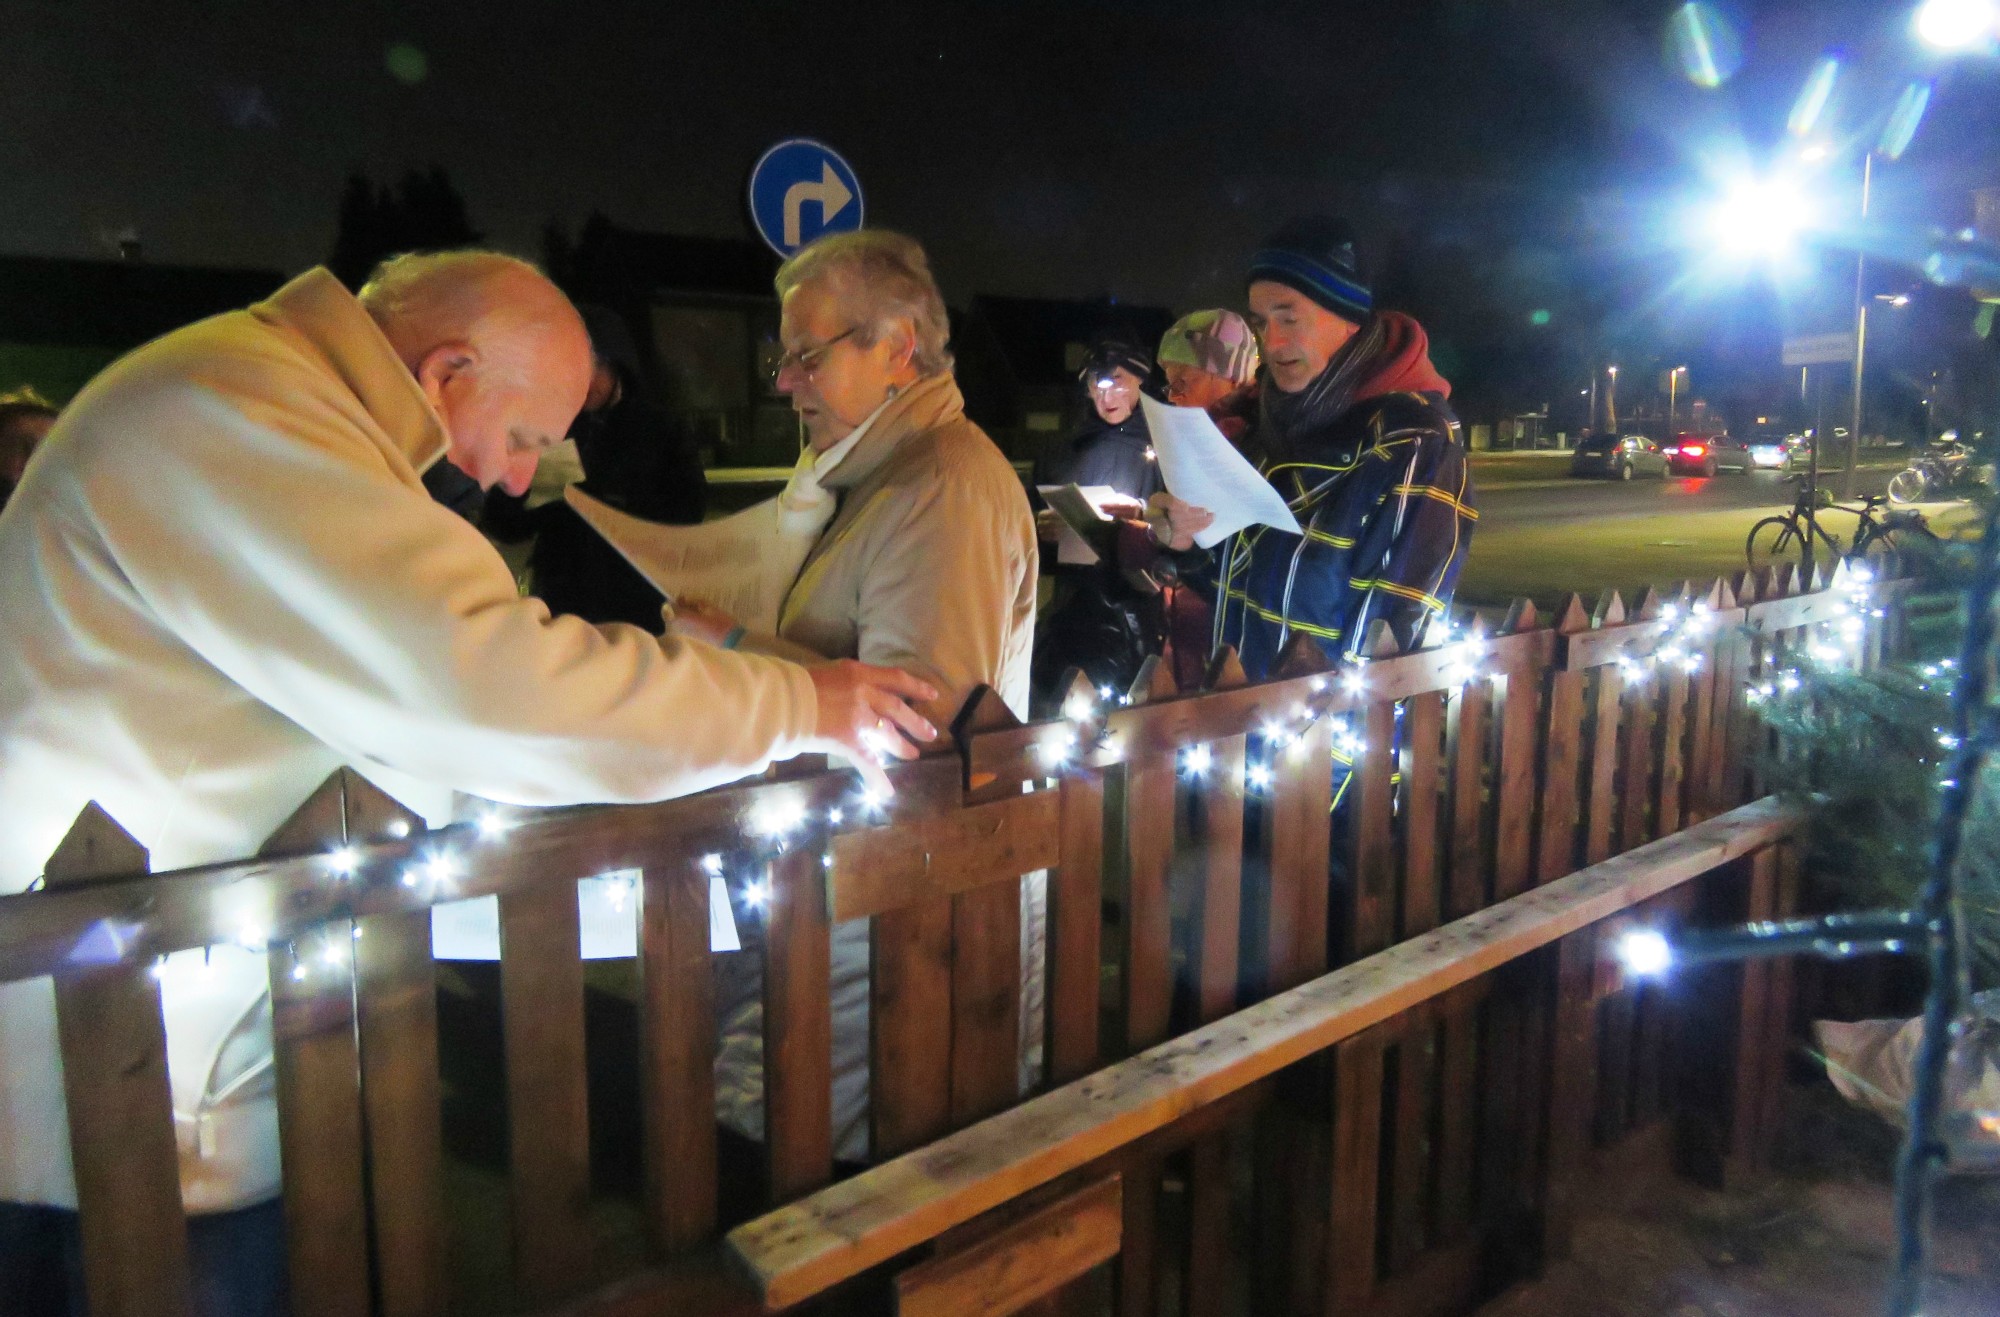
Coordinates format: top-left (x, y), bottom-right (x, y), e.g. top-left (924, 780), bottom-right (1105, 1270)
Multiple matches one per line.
top-left (1212, 390), bottom-right (1476, 679)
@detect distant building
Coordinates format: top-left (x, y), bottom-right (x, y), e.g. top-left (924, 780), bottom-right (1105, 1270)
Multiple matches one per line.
top-left (550, 218), bottom-right (1180, 467)
top-left (551, 217), bottom-right (790, 466)
top-left (0, 254), bottom-right (284, 403)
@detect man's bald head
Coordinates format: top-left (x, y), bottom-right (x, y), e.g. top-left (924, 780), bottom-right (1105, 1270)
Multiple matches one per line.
top-left (358, 250), bottom-right (594, 494)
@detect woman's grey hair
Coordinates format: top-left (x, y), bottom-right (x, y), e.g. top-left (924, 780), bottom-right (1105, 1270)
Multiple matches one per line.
top-left (775, 230), bottom-right (954, 376)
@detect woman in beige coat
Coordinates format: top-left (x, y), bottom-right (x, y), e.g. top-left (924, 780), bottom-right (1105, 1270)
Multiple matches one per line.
top-left (674, 230), bottom-right (1041, 1166)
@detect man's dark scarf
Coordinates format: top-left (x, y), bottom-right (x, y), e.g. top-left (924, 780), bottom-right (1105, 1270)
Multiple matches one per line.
top-left (1258, 315), bottom-right (1392, 464)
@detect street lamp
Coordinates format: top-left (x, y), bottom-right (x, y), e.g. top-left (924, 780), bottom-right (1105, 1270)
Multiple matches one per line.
top-left (1914, 0), bottom-right (1997, 50)
top-left (1668, 366), bottom-right (1688, 430)
top-left (1710, 176), bottom-right (1813, 257)
top-left (1606, 365), bottom-right (1619, 433)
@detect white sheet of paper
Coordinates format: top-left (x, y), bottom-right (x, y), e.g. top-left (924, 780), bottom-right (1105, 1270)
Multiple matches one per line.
top-left (1140, 395), bottom-right (1302, 548)
top-left (566, 488), bottom-right (823, 634)
top-left (1035, 484), bottom-right (1134, 566)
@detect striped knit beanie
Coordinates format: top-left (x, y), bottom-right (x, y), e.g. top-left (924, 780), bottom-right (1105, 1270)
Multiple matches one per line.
top-left (1157, 309), bottom-right (1261, 386)
top-left (1078, 331), bottom-right (1154, 385)
top-left (1247, 216), bottom-right (1373, 325)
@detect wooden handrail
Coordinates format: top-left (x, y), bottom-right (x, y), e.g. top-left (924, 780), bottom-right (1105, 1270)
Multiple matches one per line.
top-left (727, 796), bottom-right (1801, 1310)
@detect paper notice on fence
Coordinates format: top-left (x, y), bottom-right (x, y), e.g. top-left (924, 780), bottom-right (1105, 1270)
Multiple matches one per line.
top-left (1140, 395), bottom-right (1301, 548)
top-left (565, 487), bottom-right (823, 633)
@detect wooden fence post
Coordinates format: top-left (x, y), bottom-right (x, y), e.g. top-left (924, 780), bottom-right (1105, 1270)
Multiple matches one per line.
top-left (498, 850), bottom-right (593, 1302)
top-left (1116, 656), bottom-right (1179, 1317)
top-left (45, 804), bottom-right (192, 1317)
top-left (1536, 596), bottom-right (1591, 887)
top-left (640, 850), bottom-right (720, 1255)
top-left (261, 773), bottom-right (372, 1317)
top-left (1583, 591), bottom-right (1628, 867)
top-left (347, 779), bottom-right (447, 1317)
top-left (764, 844), bottom-right (833, 1202)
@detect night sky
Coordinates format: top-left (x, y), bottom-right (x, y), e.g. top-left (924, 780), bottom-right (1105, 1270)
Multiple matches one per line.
top-left (1, 0), bottom-right (1993, 317)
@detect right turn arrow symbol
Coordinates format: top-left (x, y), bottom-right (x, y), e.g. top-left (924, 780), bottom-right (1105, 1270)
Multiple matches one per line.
top-left (782, 163), bottom-right (854, 249)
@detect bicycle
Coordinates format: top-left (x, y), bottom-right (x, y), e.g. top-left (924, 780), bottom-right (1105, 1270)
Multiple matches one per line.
top-left (1745, 475), bottom-right (1841, 572)
top-left (1887, 439), bottom-right (1986, 504)
top-left (1746, 476), bottom-right (1940, 571)
top-left (1847, 494), bottom-right (1941, 562)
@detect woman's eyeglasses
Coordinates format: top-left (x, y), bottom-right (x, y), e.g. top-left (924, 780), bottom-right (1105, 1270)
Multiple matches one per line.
top-left (770, 328), bottom-right (859, 384)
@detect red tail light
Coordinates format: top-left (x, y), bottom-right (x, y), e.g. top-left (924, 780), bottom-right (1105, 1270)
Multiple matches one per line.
top-left (1682, 443), bottom-right (1708, 457)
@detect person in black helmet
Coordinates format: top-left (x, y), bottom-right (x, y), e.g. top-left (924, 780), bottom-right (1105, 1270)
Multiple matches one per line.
top-left (1029, 330), bottom-right (1170, 705)
top-left (1035, 330), bottom-right (1164, 502)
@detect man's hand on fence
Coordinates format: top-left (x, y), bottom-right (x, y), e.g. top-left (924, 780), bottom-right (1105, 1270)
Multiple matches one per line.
top-left (807, 660), bottom-right (939, 796)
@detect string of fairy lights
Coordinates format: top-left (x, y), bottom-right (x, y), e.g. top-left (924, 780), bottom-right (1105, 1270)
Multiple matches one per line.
top-left (140, 568), bottom-right (1884, 1005)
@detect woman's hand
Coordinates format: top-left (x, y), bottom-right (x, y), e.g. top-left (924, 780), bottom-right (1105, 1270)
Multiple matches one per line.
top-left (1149, 494), bottom-right (1215, 550)
top-left (669, 598), bottom-right (741, 647)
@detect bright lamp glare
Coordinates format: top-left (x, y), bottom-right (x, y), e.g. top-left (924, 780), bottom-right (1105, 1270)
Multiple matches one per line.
top-left (1616, 929), bottom-right (1675, 979)
top-left (1915, 0), bottom-right (1997, 50)
top-left (1710, 178), bottom-right (1811, 257)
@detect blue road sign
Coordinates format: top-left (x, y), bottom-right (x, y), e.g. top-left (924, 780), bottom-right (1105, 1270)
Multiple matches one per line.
top-left (748, 139), bottom-right (864, 258)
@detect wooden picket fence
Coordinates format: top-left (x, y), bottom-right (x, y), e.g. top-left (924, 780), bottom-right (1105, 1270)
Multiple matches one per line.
top-left (0, 561), bottom-right (1908, 1317)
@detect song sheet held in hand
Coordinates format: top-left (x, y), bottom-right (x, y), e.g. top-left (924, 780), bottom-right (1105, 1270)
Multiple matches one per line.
top-left (564, 488), bottom-right (821, 633)
top-left (1139, 394), bottom-right (1301, 548)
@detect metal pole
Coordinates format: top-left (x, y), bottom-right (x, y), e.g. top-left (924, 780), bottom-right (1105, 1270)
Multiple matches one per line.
top-left (1607, 368), bottom-right (1618, 434)
top-left (1669, 370), bottom-right (1678, 431)
top-left (1844, 152), bottom-right (1873, 499)
top-left (1588, 372), bottom-right (1599, 434)
top-left (1805, 370), bottom-right (1824, 581)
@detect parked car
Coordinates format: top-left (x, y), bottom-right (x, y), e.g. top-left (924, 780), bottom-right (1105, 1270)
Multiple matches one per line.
top-left (1663, 432), bottom-right (1749, 476)
top-left (1570, 433), bottom-right (1668, 480)
top-left (1747, 434), bottom-right (1812, 471)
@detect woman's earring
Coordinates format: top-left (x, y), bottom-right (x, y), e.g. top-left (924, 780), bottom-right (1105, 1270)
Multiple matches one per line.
top-left (885, 382), bottom-right (901, 401)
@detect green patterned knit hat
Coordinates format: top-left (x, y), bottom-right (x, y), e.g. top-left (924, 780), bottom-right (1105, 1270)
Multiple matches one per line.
top-left (1157, 309), bottom-right (1261, 386)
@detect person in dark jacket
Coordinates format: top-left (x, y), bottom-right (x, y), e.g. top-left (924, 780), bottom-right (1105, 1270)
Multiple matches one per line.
top-left (1162, 217), bottom-right (1475, 680)
top-left (1029, 332), bottom-right (1171, 705)
top-left (1035, 331), bottom-right (1163, 501)
top-left (484, 304), bottom-right (707, 630)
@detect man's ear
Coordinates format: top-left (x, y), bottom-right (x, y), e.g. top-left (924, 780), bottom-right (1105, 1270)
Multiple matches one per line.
top-left (413, 341), bottom-right (478, 408)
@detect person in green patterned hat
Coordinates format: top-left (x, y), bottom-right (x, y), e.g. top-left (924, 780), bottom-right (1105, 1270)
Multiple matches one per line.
top-left (1157, 308), bottom-right (1260, 445)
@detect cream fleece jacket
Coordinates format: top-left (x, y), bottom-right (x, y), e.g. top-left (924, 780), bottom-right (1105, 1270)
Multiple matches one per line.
top-left (0, 268), bottom-right (818, 1210)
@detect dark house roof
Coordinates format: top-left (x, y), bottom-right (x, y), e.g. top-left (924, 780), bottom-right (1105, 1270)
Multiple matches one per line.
top-left (952, 294), bottom-right (1177, 430)
top-left (959, 294), bottom-right (1176, 390)
top-left (0, 255), bottom-right (285, 348)
top-left (559, 217), bottom-right (778, 303)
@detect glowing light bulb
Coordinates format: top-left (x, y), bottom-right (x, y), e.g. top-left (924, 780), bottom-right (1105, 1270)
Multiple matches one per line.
top-left (1616, 929), bottom-right (1674, 979)
top-left (476, 811), bottom-right (513, 840)
top-left (325, 846), bottom-right (362, 877)
top-left (1181, 744), bottom-right (1213, 776)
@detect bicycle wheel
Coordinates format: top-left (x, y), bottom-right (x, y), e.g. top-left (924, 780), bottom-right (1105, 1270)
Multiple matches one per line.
top-left (1886, 468), bottom-right (1926, 504)
top-left (1746, 517), bottom-right (1801, 571)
